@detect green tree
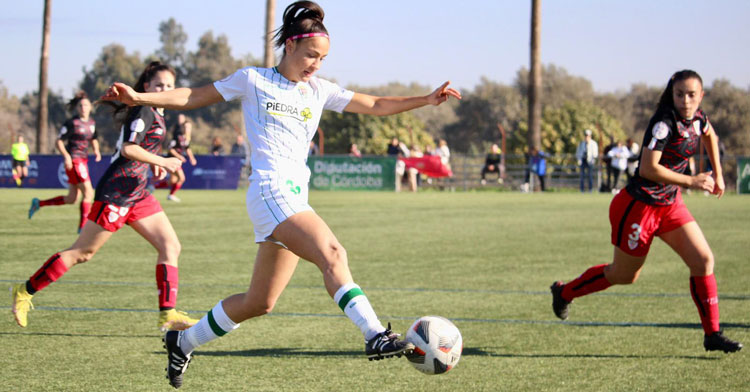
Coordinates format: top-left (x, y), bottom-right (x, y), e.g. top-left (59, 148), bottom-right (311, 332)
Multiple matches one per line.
top-left (346, 81), bottom-right (458, 139)
top-left (185, 31), bottom-right (244, 128)
top-left (319, 110), bottom-right (431, 155)
top-left (78, 44), bottom-right (143, 150)
top-left (155, 18), bottom-right (188, 85)
top-left (515, 64), bottom-right (595, 110)
top-left (522, 101), bottom-right (626, 159)
top-left (443, 77), bottom-right (525, 153)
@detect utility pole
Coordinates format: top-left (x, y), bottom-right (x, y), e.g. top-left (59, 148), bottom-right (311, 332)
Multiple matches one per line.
top-left (37, 0), bottom-right (52, 153)
top-left (264, 0), bottom-right (276, 68)
top-left (528, 0), bottom-right (542, 151)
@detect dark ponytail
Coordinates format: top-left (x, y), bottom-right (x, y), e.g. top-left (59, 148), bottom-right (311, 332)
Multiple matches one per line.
top-left (99, 61), bottom-right (176, 123)
top-left (656, 69), bottom-right (703, 113)
top-left (274, 1), bottom-right (327, 49)
top-left (66, 90), bottom-right (89, 113)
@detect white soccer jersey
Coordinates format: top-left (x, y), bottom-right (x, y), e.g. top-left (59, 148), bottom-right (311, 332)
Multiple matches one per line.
top-left (214, 66), bottom-right (354, 182)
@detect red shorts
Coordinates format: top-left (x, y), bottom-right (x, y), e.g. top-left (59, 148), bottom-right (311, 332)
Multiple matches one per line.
top-left (88, 194), bottom-right (163, 232)
top-left (609, 190), bottom-right (695, 257)
top-left (66, 158), bottom-right (90, 185)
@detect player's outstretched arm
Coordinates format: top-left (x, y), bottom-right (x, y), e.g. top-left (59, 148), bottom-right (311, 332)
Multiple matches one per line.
top-left (121, 142), bottom-right (183, 174)
top-left (701, 123), bottom-right (725, 198)
top-left (101, 83), bottom-right (224, 111)
top-left (344, 81), bottom-right (461, 116)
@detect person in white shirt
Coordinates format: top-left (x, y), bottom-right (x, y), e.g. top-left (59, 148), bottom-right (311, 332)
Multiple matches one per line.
top-left (606, 140), bottom-right (631, 191)
top-left (575, 129), bottom-right (599, 192)
top-left (625, 137), bottom-right (640, 182)
top-left (102, 1), bottom-right (461, 388)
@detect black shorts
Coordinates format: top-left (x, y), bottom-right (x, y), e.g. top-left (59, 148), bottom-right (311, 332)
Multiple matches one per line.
top-left (13, 159), bottom-right (26, 168)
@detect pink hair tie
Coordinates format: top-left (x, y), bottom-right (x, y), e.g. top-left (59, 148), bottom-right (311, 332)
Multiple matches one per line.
top-left (288, 32), bottom-right (329, 41)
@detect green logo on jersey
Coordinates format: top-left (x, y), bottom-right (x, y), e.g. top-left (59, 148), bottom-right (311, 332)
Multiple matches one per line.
top-left (286, 180), bottom-right (301, 195)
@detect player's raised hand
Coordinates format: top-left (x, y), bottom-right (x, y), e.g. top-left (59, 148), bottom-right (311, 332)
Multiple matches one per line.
top-left (100, 82), bottom-right (138, 106)
top-left (427, 81), bottom-right (461, 106)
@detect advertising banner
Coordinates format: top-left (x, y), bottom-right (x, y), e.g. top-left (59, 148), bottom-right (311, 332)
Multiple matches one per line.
top-left (738, 157), bottom-right (750, 195)
top-left (307, 156), bottom-right (396, 191)
top-left (0, 155), bottom-right (244, 189)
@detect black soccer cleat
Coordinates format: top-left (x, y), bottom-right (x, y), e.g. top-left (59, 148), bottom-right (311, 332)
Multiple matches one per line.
top-left (163, 330), bottom-right (192, 389)
top-left (704, 330), bottom-right (743, 353)
top-left (365, 323), bottom-right (414, 361)
top-left (550, 281), bottom-right (571, 320)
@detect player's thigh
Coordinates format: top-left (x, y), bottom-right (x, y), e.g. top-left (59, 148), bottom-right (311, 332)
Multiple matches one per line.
top-left (272, 210), bottom-right (344, 266)
top-left (659, 221), bottom-right (713, 274)
top-left (130, 211), bottom-right (180, 256)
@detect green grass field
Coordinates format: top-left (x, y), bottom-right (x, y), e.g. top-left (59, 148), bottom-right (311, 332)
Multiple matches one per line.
top-left (2, 188), bottom-right (749, 391)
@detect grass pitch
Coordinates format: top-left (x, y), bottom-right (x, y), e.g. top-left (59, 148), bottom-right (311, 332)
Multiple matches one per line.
top-left (2, 188), bottom-right (749, 391)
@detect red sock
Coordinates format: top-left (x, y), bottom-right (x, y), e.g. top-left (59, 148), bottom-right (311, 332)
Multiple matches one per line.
top-left (156, 264), bottom-right (179, 310)
top-left (561, 264), bottom-right (612, 302)
top-left (79, 201), bottom-right (92, 229)
top-left (27, 253), bottom-right (70, 294)
top-left (40, 196), bottom-right (66, 207)
top-left (690, 274), bottom-right (720, 334)
top-left (12, 170), bottom-right (20, 181)
top-left (169, 183), bottom-right (182, 196)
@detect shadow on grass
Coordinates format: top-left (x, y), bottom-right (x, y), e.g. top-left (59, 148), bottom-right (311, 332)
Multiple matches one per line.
top-left (0, 331), bottom-right (157, 339)
top-left (152, 346), bottom-right (723, 361)
top-left (557, 321), bottom-right (750, 330)
top-left (461, 347), bottom-right (721, 361)
top-left (181, 348), bottom-right (362, 358)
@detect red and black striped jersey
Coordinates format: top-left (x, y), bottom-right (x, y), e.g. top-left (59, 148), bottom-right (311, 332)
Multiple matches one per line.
top-left (626, 108), bottom-right (710, 206)
top-left (95, 107), bottom-right (166, 207)
top-left (59, 116), bottom-right (97, 159)
top-left (168, 124), bottom-right (190, 157)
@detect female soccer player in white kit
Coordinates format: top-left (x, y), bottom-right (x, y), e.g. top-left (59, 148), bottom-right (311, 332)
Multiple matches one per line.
top-left (102, 1), bottom-right (461, 388)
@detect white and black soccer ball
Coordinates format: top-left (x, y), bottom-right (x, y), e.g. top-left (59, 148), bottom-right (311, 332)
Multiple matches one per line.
top-left (405, 316), bottom-right (462, 375)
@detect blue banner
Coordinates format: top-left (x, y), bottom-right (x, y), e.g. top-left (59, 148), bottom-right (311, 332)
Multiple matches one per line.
top-left (0, 155), bottom-right (244, 189)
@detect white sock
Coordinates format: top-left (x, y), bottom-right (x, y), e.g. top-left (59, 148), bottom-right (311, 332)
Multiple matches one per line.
top-left (180, 300), bottom-right (239, 354)
top-left (333, 282), bottom-right (385, 341)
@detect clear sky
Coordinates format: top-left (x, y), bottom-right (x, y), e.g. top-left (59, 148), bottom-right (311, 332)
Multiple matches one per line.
top-left (2, 0), bottom-right (749, 99)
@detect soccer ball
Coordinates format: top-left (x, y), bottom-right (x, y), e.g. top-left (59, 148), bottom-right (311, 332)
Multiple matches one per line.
top-left (404, 316), bottom-right (463, 375)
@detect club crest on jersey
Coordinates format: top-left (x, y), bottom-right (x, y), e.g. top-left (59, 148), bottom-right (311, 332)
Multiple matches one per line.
top-left (652, 122), bottom-right (669, 140)
top-left (297, 85), bottom-right (309, 97)
top-left (265, 101), bottom-right (313, 122)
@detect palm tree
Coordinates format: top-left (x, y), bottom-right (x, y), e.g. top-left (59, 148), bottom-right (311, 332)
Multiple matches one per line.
top-left (264, 0), bottom-right (276, 68)
top-left (37, 0), bottom-right (52, 153)
top-left (528, 0), bottom-right (542, 151)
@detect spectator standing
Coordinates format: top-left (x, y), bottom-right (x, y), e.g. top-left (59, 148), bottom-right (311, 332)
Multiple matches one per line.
top-left (607, 140), bottom-right (630, 192)
top-left (436, 139), bottom-right (450, 170)
top-left (626, 138), bottom-right (640, 182)
top-left (308, 140), bottom-right (320, 156)
top-left (211, 136), bottom-right (225, 156)
top-left (523, 147), bottom-right (548, 192)
top-left (348, 143), bottom-right (362, 158)
top-left (576, 129), bottom-right (598, 192)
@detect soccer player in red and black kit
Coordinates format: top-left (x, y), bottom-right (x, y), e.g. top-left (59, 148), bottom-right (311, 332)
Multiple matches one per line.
top-left (29, 91), bottom-right (101, 232)
top-left (165, 113), bottom-right (197, 202)
top-left (11, 62), bottom-right (198, 332)
top-left (550, 70), bottom-right (742, 353)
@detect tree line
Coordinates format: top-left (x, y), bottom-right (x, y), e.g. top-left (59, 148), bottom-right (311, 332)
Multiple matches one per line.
top-left (3, 19), bottom-right (748, 172)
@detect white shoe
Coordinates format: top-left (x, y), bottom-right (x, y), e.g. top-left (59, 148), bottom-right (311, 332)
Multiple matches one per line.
top-left (167, 194), bottom-right (181, 202)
